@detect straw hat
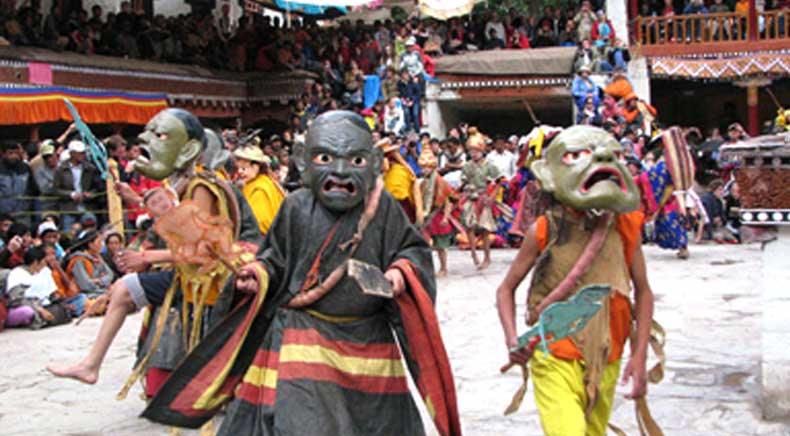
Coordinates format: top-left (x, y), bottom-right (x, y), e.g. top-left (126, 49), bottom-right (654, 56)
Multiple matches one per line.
top-left (375, 138), bottom-right (399, 154)
top-left (233, 146), bottom-right (271, 165)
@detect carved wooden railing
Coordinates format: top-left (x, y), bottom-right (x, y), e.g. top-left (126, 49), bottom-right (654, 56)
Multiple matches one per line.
top-left (760, 9), bottom-right (790, 40)
top-left (635, 9), bottom-right (790, 46)
top-left (635, 12), bottom-right (749, 45)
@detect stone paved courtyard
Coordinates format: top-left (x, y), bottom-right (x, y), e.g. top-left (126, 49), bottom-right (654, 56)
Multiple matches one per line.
top-left (1, 243), bottom-right (789, 435)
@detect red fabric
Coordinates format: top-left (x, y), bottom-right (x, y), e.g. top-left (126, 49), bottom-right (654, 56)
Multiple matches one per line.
top-left (127, 175), bottom-right (162, 221)
top-left (146, 368), bottom-right (172, 398)
top-left (592, 19), bottom-right (616, 41)
top-left (515, 33), bottom-right (531, 48)
top-left (169, 263), bottom-right (268, 418)
top-left (392, 259), bottom-right (461, 436)
top-left (428, 212), bottom-right (453, 236)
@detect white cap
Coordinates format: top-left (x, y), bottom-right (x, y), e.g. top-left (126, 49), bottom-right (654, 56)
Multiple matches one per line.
top-left (37, 220), bottom-right (59, 236)
top-left (59, 150), bottom-right (71, 163)
top-left (68, 140), bottom-right (86, 153)
top-left (135, 213), bottom-right (152, 229)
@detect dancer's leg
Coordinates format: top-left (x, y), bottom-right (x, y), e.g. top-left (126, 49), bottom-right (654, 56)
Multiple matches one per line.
top-left (47, 280), bottom-right (136, 384)
top-left (479, 230), bottom-right (492, 270)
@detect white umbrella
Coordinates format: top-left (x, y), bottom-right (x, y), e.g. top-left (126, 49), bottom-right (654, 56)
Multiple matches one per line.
top-left (419, 0), bottom-right (481, 20)
top-left (277, 0), bottom-right (377, 6)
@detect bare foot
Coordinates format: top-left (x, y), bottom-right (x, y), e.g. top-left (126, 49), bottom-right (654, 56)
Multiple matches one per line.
top-left (46, 362), bottom-right (99, 385)
top-left (436, 269), bottom-right (448, 278)
top-left (471, 252), bottom-right (480, 266)
top-left (477, 258), bottom-right (491, 271)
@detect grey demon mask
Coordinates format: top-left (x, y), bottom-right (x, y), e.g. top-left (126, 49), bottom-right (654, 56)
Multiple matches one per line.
top-left (294, 110), bottom-right (382, 212)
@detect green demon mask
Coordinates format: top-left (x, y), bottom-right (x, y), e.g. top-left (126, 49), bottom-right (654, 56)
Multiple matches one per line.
top-left (294, 110), bottom-right (382, 212)
top-left (531, 126), bottom-right (639, 213)
top-left (135, 109), bottom-right (205, 181)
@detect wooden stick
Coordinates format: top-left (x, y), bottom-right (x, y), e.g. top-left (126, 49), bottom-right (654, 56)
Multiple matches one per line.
top-left (206, 245), bottom-right (240, 275)
top-left (765, 87), bottom-right (783, 111)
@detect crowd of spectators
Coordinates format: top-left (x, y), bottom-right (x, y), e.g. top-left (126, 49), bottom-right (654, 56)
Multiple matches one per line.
top-left (638, 0), bottom-right (789, 43)
top-left (0, 1), bottom-right (775, 332)
top-left (1, 1), bottom-right (629, 73)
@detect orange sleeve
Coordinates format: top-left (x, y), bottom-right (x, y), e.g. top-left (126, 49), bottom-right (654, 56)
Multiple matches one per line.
top-left (535, 215), bottom-right (548, 252)
top-left (616, 211), bottom-right (644, 268)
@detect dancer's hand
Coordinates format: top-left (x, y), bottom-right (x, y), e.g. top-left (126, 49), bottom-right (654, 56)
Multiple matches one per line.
top-left (506, 336), bottom-right (533, 367)
top-left (621, 357), bottom-right (648, 400)
top-left (235, 265), bottom-right (260, 294)
top-left (116, 251), bottom-right (147, 272)
top-left (384, 268), bottom-right (405, 297)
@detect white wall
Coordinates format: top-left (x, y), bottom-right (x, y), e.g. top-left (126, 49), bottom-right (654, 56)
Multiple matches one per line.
top-left (153, 0), bottom-right (191, 17)
top-left (761, 226), bottom-right (790, 420)
top-left (605, 0), bottom-right (628, 45)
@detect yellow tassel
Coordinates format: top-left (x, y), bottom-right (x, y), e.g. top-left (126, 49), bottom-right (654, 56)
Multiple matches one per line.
top-left (116, 280), bottom-right (178, 401)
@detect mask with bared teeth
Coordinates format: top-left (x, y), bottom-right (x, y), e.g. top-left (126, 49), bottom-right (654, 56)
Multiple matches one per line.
top-left (293, 111), bottom-right (383, 212)
top-left (531, 126), bottom-right (639, 213)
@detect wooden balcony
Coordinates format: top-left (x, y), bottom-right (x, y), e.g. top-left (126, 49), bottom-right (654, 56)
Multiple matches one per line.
top-left (634, 10), bottom-right (790, 57)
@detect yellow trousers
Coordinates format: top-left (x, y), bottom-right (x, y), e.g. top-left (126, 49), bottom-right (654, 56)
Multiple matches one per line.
top-left (530, 350), bottom-right (621, 436)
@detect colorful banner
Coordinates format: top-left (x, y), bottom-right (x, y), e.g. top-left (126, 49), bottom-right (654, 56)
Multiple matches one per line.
top-left (0, 86), bottom-right (167, 125)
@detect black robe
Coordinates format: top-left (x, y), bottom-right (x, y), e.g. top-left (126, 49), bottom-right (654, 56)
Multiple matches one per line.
top-left (142, 189), bottom-right (461, 436)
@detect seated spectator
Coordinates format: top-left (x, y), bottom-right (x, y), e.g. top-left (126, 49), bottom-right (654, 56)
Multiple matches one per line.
top-left (532, 20), bottom-right (557, 47)
top-left (601, 39), bottom-right (630, 72)
top-left (558, 19), bottom-right (578, 46)
top-left (102, 231), bottom-right (124, 278)
top-left (577, 96), bottom-right (602, 125)
top-left (64, 230), bottom-right (114, 301)
top-left (510, 27), bottom-right (531, 48)
top-left (599, 94), bottom-right (624, 123)
top-left (701, 180), bottom-right (726, 240)
top-left (723, 181), bottom-right (742, 242)
top-left (4, 246), bottom-right (54, 328)
top-left (0, 222), bottom-right (31, 268)
top-left (623, 93), bottom-right (658, 131)
top-left (575, 39), bottom-right (601, 72)
top-left (384, 97), bottom-right (407, 136)
top-left (484, 28), bottom-right (506, 49)
top-left (571, 66), bottom-right (599, 113)
top-left (574, 0), bottom-right (597, 41)
top-left (37, 221), bottom-right (65, 260)
top-left (43, 242), bottom-right (87, 317)
top-left (604, 68), bottom-right (634, 99)
top-left (592, 10), bottom-right (616, 48)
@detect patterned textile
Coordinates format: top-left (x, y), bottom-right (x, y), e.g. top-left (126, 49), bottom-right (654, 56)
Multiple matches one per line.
top-left (648, 161), bottom-right (687, 249)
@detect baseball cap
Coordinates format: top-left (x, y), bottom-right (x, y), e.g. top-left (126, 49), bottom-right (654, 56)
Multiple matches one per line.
top-left (41, 143), bottom-right (56, 156)
top-left (80, 213), bottom-right (97, 226)
top-left (68, 140), bottom-right (86, 153)
top-left (37, 220), bottom-right (59, 237)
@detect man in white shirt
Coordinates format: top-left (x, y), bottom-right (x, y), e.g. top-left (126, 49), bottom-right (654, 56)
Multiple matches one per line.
top-left (487, 135), bottom-right (517, 180)
top-left (485, 11), bottom-right (506, 42)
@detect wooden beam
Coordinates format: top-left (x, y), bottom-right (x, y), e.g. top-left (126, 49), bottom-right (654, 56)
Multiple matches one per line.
top-left (458, 86), bottom-right (570, 100)
top-left (638, 39), bottom-right (789, 57)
